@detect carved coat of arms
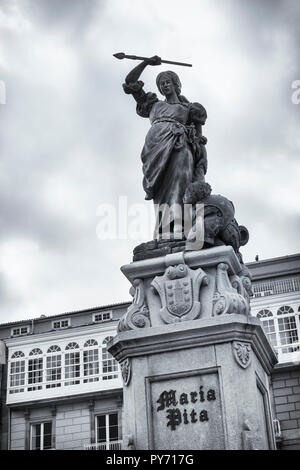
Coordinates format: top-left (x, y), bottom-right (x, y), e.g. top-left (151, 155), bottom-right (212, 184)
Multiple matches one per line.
top-left (151, 264), bottom-right (209, 324)
top-left (233, 341), bottom-right (252, 369)
top-left (120, 358), bottom-right (131, 386)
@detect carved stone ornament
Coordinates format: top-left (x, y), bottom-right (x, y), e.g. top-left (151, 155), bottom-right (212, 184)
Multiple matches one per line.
top-left (212, 263), bottom-right (250, 316)
top-left (242, 419), bottom-right (262, 450)
top-left (230, 274), bottom-right (253, 310)
top-left (120, 358), bottom-right (131, 386)
top-left (233, 341), bottom-right (252, 369)
top-left (118, 279), bottom-right (151, 332)
top-left (151, 263), bottom-right (209, 324)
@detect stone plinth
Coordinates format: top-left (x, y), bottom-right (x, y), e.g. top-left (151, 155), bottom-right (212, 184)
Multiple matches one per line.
top-left (108, 247), bottom-right (277, 450)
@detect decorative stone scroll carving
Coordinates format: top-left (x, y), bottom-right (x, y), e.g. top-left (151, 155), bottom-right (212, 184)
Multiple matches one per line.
top-left (151, 263), bottom-right (209, 324)
top-left (118, 279), bottom-right (151, 332)
top-left (233, 341), bottom-right (252, 369)
top-left (230, 274), bottom-right (253, 310)
top-left (120, 358), bottom-right (131, 386)
top-left (212, 263), bottom-right (250, 316)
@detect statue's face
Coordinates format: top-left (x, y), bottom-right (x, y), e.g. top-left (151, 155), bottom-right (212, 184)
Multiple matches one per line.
top-left (158, 77), bottom-right (175, 97)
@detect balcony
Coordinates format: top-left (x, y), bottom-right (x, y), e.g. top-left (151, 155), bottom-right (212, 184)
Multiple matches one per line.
top-left (6, 329), bottom-right (122, 405)
top-left (252, 277), bottom-right (300, 298)
top-left (84, 440), bottom-right (123, 450)
top-left (275, 343), bottom-right (300, 364)
top-left (7, 371), bottom-right (122, 405)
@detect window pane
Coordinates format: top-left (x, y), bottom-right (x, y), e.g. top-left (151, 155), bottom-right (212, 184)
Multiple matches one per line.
top-left (109, 414), bottom-right (118, 426)
top-left (261, 319), bottom-right (278, 348)
top-left (96, 414), bottom-right (118, 444)
top-left (32, 423), bottom-right (41, 450)
top-left (83, 349), bottom-right (99, 383)
top-left (28, 358), bottom-right (43, 391)
top-left (43, 423), bottom-right (52, 449)
top-left (10, 360), bottom-right (25, 390)
top-left (277, 315), bottom-right (299, 354)
top-left (65, 351), bottom-right (80, 385)
top-left (102, 346), bottom-right (118, 380)
top-left (31, 422), bottom-right (52, 450)
top-left (46, 355), bottom-right (62, 388)
top-left (109, 413), bottom-right (118, 441)
top-left (97, 415), bottom-right (106, 443)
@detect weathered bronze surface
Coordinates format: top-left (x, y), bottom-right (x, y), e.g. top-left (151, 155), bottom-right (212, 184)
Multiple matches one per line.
top-left (121, 55), bottom-right (249, 267)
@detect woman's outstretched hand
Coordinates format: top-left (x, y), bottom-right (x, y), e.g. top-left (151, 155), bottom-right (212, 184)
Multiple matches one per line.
top-left (146, 55), bottom-right (162, 66)
top-left (125, 55), bottom-right (161, 84)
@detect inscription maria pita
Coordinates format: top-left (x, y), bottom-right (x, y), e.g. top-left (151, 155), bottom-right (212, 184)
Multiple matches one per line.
top-left (156, 386), bottom-right (217, 431)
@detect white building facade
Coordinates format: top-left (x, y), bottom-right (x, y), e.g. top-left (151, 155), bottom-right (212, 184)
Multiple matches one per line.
top-left (0, 254), bottom-right (299, 450)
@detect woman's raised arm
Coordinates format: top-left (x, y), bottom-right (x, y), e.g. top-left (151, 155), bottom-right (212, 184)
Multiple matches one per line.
top-left (125, 55), bottom-right (161, 84)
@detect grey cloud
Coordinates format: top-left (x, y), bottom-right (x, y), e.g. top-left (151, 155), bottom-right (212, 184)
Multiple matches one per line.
top-left (222, 0), bottom-right (300, 59)
top-left (0, 271), bottom-right (23, 312)
top-left (22, 0), bottom-right (103, 36)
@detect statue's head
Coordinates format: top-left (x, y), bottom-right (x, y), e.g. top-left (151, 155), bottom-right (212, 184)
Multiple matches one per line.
top-left (156, 71), bottom-right (182, 97)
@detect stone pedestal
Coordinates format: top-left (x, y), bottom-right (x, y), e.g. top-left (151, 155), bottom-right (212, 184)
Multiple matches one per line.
top-left (108, 246), bottom-right (277, 450)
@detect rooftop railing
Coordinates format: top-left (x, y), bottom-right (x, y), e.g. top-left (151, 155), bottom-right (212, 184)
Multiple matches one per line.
top-left (252, 277), bottom-right (300, 298)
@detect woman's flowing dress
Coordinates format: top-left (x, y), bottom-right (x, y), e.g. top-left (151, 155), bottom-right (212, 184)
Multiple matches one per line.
top-left (123, 80), bottom-right (207, 232)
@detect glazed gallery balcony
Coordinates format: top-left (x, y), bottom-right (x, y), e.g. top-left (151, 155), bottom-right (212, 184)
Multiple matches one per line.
top-left (5, 326), bottom-right (122, 405)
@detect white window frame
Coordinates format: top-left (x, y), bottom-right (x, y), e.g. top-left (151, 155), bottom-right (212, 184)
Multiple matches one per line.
top-left (52, 319), bottom-right (70, 330)
top-left (95, 412), bottom-right (119, 448)
top-left (276, 306), bottom-right (300, 357)
top-left (256, 304), bottom-right (300, 363)
top-left (83, 339), bottom-right (99, 383)
top-left (256, 309), bottom-right (278, 350)
top-left (65, 342), bottom-right (80, 386)
top-left (30, 421), bottom-right (53, 450)
top-left (28, 349), bottom-right (43, 391)
top-left (46, 346), bottom-right (62, 389)
top-left (93, 311), bottom-right (112, 323)
top-left (11, 325), bottom-right (30, 337)
top-left (102, 337), bottom-right (118, 380)
top-left (9, 352), bottom-right (26, 394)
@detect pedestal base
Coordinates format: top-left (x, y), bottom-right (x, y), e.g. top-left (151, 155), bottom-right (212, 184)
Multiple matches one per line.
top-left (109, 247), bottom-right (277, 450)
top-left (110, 315), bottom-right (277, 450)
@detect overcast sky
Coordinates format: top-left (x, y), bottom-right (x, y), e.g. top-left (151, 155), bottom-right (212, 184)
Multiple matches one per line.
top-left (0, 0), bottom-right (299, 323)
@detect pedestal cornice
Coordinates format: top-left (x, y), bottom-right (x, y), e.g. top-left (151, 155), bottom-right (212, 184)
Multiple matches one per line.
top-left (121, 246), bottom-right (242, 285)
top-left (108, 314), bottom-right (277, 375)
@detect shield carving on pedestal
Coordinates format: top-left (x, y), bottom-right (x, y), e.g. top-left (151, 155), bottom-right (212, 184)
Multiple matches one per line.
top-left (164, 278), bottom-right (193, 317)
top-left (233, 341), bottom-right (252, 369)
top-left (120, 358), bottom-right (131, 386)
top-left (151, 263), bottom-right (209, 324)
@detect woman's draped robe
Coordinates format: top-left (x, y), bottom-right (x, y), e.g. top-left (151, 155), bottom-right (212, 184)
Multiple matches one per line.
top-left (124, 81), bottom-right (207, 238)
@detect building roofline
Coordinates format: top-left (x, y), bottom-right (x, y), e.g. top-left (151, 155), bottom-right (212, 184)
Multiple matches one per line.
top-left (246, 252), bottom-right (300, 267)
top-left (0, 301), bottom-right (131, 328)
top-left (246, 252), bottom-right (300, 280)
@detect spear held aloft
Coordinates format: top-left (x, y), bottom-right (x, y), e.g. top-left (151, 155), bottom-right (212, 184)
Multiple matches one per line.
top-left (113, 52), bottom-right (192, 67)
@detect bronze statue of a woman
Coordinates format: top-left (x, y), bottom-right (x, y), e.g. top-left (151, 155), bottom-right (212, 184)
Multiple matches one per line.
top-left (123, 55), bottom-right (210, 237)
top-left (119, 54), bottom-right (250, 277)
